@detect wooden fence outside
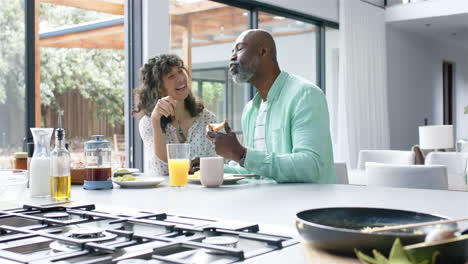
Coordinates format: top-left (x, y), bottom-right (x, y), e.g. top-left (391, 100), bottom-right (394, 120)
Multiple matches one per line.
top-left (43, 89), bottom-right (124, 140)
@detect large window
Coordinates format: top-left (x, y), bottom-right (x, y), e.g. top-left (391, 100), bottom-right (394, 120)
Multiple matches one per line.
top-left (21, 1), bottom-right (338, 169)
top-left (258, 12), bottom-right (318, 84)
top-left (191, 68), bottom-right (225, 119)
top-left (0, 0), bottom-right (25, 169)
top-left (170, 0), bottom-right (250, 132)
top-left (167, 0), bottom-right (338, 135)
top-left (38, 3), bottom-right (125, 168)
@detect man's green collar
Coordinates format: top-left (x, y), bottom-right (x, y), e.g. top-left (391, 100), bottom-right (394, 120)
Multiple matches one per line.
top-left (252, 71), bottom-right (288, 106)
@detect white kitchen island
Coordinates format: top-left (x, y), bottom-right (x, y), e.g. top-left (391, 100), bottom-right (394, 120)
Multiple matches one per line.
top-left (17, 179), bottom-right (468, 263)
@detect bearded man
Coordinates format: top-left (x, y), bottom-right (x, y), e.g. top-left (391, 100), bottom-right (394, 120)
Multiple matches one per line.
top-left (207, 29), bottom-right (335, 183)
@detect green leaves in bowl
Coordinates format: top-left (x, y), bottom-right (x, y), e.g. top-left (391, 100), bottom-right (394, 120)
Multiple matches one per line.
top-left (355, 238), bottom-right (439, 264)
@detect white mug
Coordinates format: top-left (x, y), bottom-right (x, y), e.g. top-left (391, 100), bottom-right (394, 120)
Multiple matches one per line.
top-left (200, 157), bottom-right (224, 187)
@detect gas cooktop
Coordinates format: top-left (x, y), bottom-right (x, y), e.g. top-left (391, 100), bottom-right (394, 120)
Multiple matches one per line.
top-left (0, 203), bottom-right (298, 263)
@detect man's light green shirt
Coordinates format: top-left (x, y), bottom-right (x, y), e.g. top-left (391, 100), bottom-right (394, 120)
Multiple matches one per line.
top-left (225, 71), bottom-right (336, 183)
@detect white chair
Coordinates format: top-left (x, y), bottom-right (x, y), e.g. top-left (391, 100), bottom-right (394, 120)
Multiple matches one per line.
top-left (425, 152), bottom-right (468, 191)
top-left (357, 150), bottom-right (415, 170)
top-left (365, 162), bottom-right (448, 190)
top-left (349, 150), bottom-right (416, 185)
top-left (334, 162), bottom-right (348, 184)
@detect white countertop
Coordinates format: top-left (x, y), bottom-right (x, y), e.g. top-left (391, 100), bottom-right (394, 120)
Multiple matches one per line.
top-left (7, 179), bottom-right (466, 263)
top-left (348, 169), bottom-right (468, 191)
top-left (20, 178), bottom-right (468, 229)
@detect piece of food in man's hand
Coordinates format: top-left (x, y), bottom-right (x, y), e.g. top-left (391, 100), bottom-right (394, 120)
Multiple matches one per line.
top-left (207, 122), bottom-right (225, 132)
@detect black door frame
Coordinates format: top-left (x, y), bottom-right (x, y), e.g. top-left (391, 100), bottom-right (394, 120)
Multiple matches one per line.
top-left (442, 61), bottom-right (454, 125)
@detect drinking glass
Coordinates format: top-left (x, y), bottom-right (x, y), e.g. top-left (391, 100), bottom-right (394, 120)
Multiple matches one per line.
top-left (167, 144), bottom-right (190, 187)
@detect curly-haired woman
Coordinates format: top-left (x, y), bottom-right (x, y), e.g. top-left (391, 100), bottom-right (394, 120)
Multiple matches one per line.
top-left (133, 54), bottom-right (217, 176)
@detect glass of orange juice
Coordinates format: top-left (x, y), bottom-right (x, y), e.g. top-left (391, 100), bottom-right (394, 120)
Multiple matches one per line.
top-left (167, 144), bottom-right (190, 187)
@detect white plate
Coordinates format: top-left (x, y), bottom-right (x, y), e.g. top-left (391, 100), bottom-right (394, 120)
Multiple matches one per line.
top-left (113, 177), bottom-right (164, 188)
top-left (188, 174), bottom-right (246, 185)
top-left (113, 168), bottom-right (140, 176)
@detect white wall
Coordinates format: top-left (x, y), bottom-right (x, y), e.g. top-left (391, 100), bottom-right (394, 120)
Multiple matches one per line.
top-left (386, 0), bottom-right (468, 23)
top-left (143, 0), bottom-right (170, 59)
top-left (387, 26), bottom-right (468, 150)
top-left (325, 28), bottom-right (340, 155)
top-left (257, 0), bottom-right (338, 22)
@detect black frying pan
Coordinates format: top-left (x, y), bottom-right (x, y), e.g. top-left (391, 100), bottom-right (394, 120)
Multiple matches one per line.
top-left (296, 207), bottom-right (456, 255)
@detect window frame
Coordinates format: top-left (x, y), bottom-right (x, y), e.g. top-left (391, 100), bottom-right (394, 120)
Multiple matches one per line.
top-left (125, 0), bottom-right (143, 169)
top-left (212, 0), bottom-right (339, 94)
top-left (25, 0), bottom-right (36, 144)
top-left (25, 0), bottom-right (339, 170)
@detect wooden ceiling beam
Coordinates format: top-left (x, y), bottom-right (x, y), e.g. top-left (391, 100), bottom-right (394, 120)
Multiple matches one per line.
top-left (170, 1), bottom-right (225, 15)
top-left (40, 0), bottom-right (124, 15)
top-left (176, 6), bottom-right (244, 21)
top-left (39, 24), bottom-right (124, 49)
top-left (171, 28), bottom-right (315, 50)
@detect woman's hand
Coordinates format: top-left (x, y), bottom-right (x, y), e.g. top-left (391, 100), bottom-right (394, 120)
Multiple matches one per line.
top-left (189, 157), bottom-right (200, 174)
top-left (151, 96), bottom-right (177, 120)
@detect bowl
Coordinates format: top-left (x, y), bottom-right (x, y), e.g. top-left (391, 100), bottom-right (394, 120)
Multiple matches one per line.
top-left (0, 170), bottom-right (28, 205)
top-left (296, 207), bottom-right (455, 255)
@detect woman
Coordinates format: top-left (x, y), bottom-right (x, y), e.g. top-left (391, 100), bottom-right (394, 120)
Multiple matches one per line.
top-left (133, 54), bottom-right (217, 176)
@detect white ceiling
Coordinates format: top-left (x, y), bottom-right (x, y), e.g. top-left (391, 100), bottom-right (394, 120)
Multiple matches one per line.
top-left (388, 13), bottom-right (468, 49)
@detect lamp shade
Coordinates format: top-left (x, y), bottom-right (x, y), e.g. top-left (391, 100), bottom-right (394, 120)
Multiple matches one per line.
top-left (419, 125), bottom-right (454, 150)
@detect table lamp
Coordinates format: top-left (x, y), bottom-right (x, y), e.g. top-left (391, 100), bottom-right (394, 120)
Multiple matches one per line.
top-left (419, 125), bottom-right (454, 151)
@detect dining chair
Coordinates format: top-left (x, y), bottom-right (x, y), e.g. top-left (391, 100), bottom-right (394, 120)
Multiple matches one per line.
top-left (334, 162), bottom-right (348, 184)
top-left (357, 150), bottom-right (415, 170)
top-left (365, 162), bottom-right (448, 190)
top-left (425, 152), bottom-right (468, 190)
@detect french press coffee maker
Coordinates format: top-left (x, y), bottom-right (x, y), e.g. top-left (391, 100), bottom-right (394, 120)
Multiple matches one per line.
top-left (83, 135), bottom-right (113, 190)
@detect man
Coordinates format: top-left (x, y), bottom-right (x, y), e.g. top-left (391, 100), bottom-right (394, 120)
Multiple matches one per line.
top-left (207, 29), bottom-right (335, 183)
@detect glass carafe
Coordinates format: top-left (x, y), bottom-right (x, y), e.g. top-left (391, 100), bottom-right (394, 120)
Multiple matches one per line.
top-left (83, 135), bottom-right (113, 190)
top-left (29, 128), bottom-right (54, 197)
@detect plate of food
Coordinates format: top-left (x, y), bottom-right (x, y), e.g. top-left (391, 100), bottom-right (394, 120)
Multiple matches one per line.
top-left (113, 168), bottom-right (140, 176)
top-left (113, 174), bottom-right (164, 188)
top-left (188, 172), bottom-right (247, 185)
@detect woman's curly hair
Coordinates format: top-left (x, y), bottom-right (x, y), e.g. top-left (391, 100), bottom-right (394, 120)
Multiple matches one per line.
top-left (133, 54), bottom-right (204, 132)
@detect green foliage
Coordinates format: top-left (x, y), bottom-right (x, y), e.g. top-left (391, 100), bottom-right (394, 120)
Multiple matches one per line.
top-left (40, 48), bottom-right (125, 125)
top-left (355, 239), bottom-right (438, 264)
top-left (464, 105), bottom-right (468, 115)
top-left (39, 2), bottom-right (117, 29)
top-left (201, 81), bottom-right (224, 114)
top-left (0, 0), bottom-right (25, 107)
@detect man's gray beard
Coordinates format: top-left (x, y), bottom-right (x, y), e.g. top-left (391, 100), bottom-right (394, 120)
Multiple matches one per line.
top-left (231, 57), bottom-right (259, 83)
top-left (232, 71), bottom-right (254, 83)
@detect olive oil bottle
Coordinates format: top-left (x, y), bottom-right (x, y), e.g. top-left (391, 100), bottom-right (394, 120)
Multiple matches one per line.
top-left (50, 113), bottom-right (71, 201)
